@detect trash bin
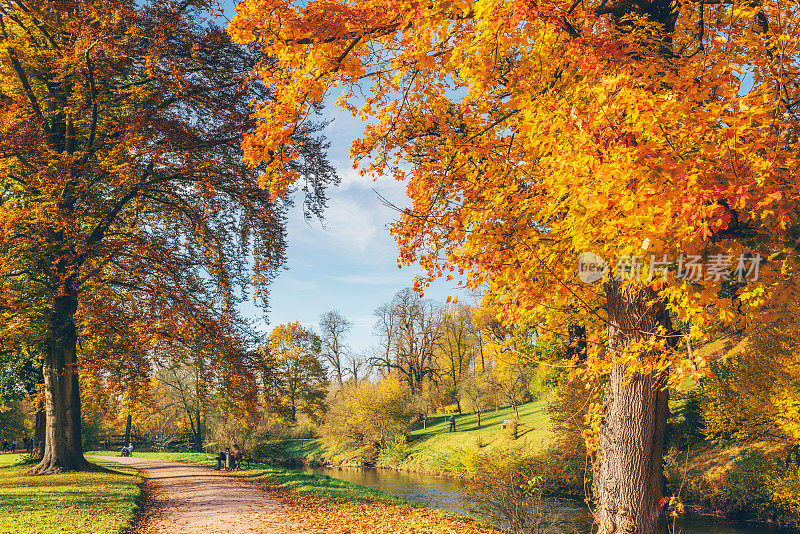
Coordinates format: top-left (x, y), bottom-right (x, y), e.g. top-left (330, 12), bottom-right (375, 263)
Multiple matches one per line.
top-left (226, 453), bottom-right (233, 470)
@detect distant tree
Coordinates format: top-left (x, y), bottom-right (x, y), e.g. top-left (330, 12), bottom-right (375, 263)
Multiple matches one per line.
top-left (266, 323), bottom-right (328, 423)
top-left (436, 304), bottom-right (477, 413)
top-left (372, 289), bottom-right (441, 395)
top-left (459, 376), bottom-right (491, 428)
top-left (133, 378), bottom-right (183, 452)
top-left (321, 376), bottom-right (414, 453)
top-left (319, 311), bottom-right (352, 386)
top-left (346, 352), bottom-right (368, 385)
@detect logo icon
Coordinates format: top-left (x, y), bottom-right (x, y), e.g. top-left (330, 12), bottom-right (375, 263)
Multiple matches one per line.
top-left (578, 252), bottom-right (608, 283)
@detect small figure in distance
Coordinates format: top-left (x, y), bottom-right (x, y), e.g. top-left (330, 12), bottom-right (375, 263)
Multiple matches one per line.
top-left (1, 440), bottom-right (7, 453)
top-left (25, 436), bottom-right (32, 453)
top-left (120, 442), bottom-right (133, 457)
top-left (215, 449), bottom-right (228, 470)
top-left (448, 414), bottom-right (456, 432)
top-left (232, 444), bottom-right (243, 463)
top-left (10, 439), bottom-right (16, 452)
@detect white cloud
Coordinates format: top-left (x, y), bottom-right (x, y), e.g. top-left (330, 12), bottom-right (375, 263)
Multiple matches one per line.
top-left (279, 278), bottom-right (318, 291)
top-left (331, 273), bottom-right (412, 286)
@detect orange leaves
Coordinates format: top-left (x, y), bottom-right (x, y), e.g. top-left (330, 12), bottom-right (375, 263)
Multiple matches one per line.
top-left (233, 0), bottom-right (800, 385)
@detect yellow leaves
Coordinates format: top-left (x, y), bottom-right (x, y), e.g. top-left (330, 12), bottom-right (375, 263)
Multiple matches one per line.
top-left (232, 0), bottom-right (800, 391)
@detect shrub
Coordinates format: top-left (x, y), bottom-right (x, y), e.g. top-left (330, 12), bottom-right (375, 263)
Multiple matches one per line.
top-left (208, 412), bottom-right (289, 457)
top-left (462, 454), bottom-right (571, 534)
top-left (505, 418), bottom-right (520, 440)
top-left (320, 376), bottom-right (416, 456)
top-left (380, 435), bottom-right (412, 462)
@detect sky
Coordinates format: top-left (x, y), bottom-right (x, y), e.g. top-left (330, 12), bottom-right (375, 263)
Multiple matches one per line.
top-left (241, 101), bottom-right (469, 355)
top-left (214, 2), bottom-right (467, 354)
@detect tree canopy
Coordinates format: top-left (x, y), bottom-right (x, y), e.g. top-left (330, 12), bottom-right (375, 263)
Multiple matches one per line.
top-left (229, 0), bottom-right (799, 531)
top-left (0, 0), bottom-right (336, 473)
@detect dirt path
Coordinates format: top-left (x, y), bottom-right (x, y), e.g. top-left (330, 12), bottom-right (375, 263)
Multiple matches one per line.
top-left (90, 456), bottom-right (312, 534)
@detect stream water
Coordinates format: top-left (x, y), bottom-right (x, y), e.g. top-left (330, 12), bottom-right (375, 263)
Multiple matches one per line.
top-left (299, 465), bottom-right (780, 534)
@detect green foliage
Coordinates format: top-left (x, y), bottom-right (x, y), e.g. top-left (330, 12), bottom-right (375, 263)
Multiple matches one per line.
top-left (0, 399), bottom-right (26, 442)
top-left (380, 436), bottom-right (412, 462)
top-left (0, 458), bottom-right (140, 533)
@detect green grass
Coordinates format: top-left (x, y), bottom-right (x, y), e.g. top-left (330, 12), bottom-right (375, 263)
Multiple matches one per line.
top-left (268, 399), bottom-right (556, 476)
top-left (270, 438), bottom-right (325, 460)
top-left (86, 451), bottom-right (413, 506)
top-left (0, 452), bottom-right (27, 467)
top-left (0, 457), bottom-right (140, 534)
top-left (394, 399), bottom-right (554, 474)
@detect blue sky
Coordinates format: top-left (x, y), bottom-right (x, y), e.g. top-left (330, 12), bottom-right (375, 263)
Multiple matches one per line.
top-left (214, 3), bottom-right (466, 354)
top-left (242, 100), bottom-right (468, 355)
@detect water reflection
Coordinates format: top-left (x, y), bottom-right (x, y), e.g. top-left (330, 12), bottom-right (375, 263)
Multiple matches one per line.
top-left (299, 466), bottom-right (778, 534)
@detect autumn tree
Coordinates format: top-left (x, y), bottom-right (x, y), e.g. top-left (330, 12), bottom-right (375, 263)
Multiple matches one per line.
top-left (345, 352), bottom-right (368, 384)
top-left (319, 310), bottom-right (352, 386)
top-left (133, 377), bottom-right (184, 452)
top-left (231, 0), bottom-right (800, 530)
top-left (320, 376), bottom-right (414, 456)
top-left (371, 288), bottom-right (441, 395)
top-left (265, 322), bottom-right (328, 423)
top-left (459, 375), bottom-right (490, 428)
top-left (0, 0), bottom-right (336, 473)
top-left (702, 311), bottom-right (800, 447)
top-left (436, 303), bottom-right (476, 413)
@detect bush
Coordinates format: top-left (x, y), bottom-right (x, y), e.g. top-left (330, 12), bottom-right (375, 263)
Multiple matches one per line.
top-left (208, 412), bottom-right (289, 457)
top-left (320, 376), bottom-right (416, 459)
top-left (462, 454), bottom-right (575, 534)
top-left (505, 418), bottom-right (520, 440)
top-left (380, 436), bottom-right (411, 462)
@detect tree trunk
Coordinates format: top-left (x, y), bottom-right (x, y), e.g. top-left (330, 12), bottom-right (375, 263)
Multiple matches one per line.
top-left (32, 292), bottom-right (89, 474)
top-left (32, 404), bottom-right (46, 461)
top-left (593, 281), bottom-right (670, 534)
top-left (124, 413), bottom-right (132, 447)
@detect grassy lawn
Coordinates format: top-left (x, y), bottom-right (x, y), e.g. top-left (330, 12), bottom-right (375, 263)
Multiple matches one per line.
top-left (258, 399), bottom-right (556, 475)
top-left (0, 452), bottom-right (27, 467)
top-left (393, 399), bottom-right (554, 474)
top-left (86, 451), bottom-right (411, 505)
top-left (0, 456), bottom-right (140, 534)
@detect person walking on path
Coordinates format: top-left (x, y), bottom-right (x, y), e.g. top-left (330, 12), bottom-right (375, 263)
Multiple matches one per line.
top-left (448, 415), bottom-right (456, 432)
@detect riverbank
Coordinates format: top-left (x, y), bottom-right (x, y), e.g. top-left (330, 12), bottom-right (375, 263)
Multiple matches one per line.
top-left (258, 398), bottom-right (800, 531)
top-left (87, 451), bottom-right (501, 534)
top-left (0, 453), bottom-right (140, 534)
top-left (268, 400), bottom-right (554, 476)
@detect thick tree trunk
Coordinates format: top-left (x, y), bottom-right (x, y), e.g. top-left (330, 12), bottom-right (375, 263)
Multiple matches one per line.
top-left (594, 281), bottom-right (671, 534)
top-left (32, 292), bottom-right (89, 474)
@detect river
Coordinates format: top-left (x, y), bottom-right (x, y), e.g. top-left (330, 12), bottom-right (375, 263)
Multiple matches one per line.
top-left (299, 466), bottom-right (779, 534)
